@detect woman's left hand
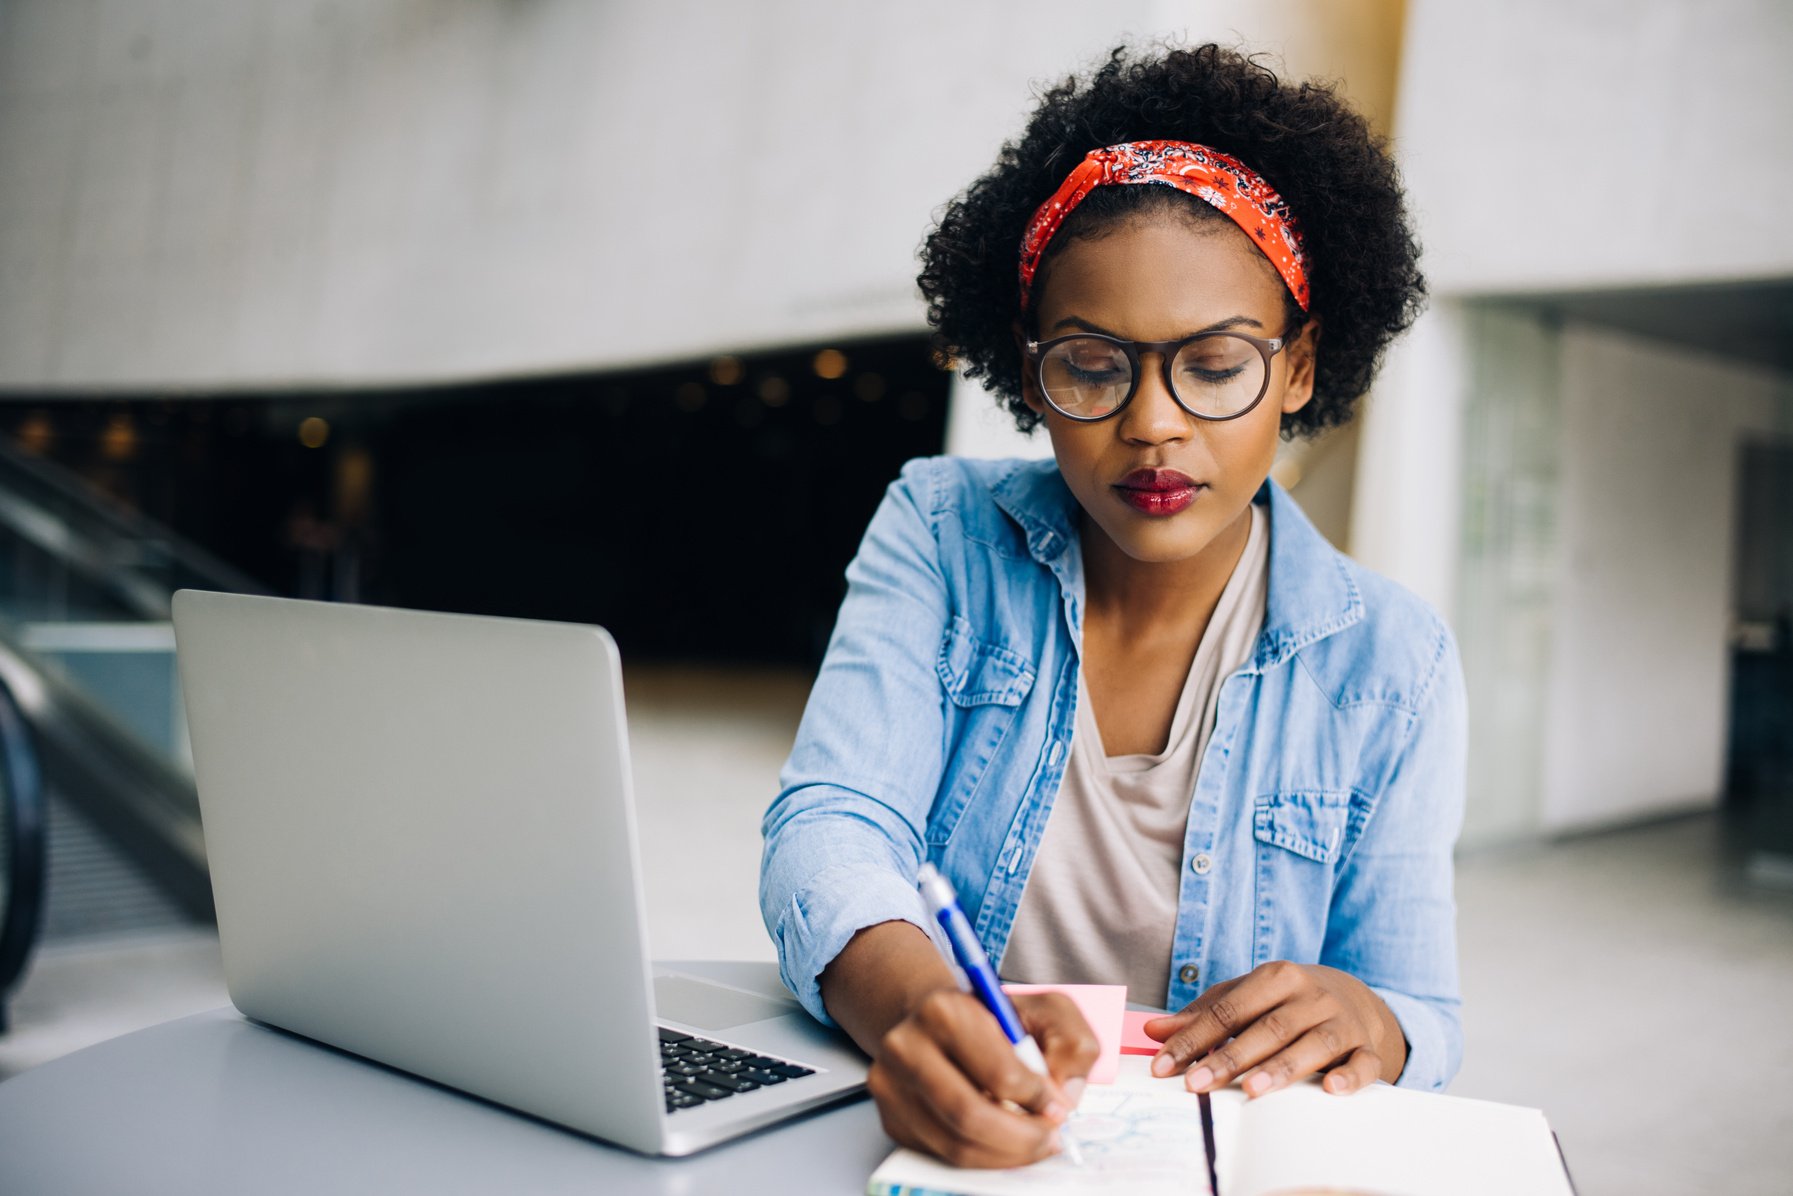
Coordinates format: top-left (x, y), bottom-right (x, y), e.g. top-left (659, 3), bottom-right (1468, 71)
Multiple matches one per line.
top-left (1141, 961), bottom-right (1407, 1098)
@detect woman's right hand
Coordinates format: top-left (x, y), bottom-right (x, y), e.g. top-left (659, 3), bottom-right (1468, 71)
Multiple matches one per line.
top-left (867, 987), bottom-right (1100, 1169)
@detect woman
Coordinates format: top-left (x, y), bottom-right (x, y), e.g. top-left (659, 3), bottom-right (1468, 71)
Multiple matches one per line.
top-left (760, 43), bottom-right (1464, 1169)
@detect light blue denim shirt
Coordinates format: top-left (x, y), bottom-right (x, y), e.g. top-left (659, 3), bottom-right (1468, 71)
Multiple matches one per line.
top-left (760, 456), bottom-right (1466, 1091)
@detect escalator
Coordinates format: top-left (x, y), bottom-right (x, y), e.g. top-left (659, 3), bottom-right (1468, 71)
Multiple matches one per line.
top-left (0, 441), bottom-right (267, 1026)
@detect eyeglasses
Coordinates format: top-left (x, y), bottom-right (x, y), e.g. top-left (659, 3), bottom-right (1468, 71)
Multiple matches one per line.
top-left (1022, 331), bottom-right (1286, 423)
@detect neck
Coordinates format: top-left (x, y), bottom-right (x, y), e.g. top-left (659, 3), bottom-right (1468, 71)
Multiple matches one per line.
top-left (1081, 503), bottom-right (1255, 634)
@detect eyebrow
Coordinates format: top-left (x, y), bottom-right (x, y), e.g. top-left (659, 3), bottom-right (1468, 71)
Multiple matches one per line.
top-left (1048, 314), bottom-right (1265, 337)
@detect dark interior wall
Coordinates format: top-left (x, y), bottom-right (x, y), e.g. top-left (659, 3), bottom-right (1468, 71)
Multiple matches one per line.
top-left (1736, 439), bottom-right (1793, 623)
top-left (0, 336), bottom-right (951, 664)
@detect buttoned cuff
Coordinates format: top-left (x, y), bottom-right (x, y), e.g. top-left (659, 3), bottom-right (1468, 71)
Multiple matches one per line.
top-left (1371, 985), bottom-right (1461, 1092)
top-left (771, 861), bottom-right (935, 1028)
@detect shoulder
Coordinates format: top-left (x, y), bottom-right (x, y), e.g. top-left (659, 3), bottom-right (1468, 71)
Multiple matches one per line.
top-left (886, 455), bottom-right (1064, 558)
top-left (1289, 545), bottom-right (1462, 718)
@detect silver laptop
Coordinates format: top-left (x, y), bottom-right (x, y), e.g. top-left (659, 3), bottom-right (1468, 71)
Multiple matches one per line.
top-left (171, 589), bottom-right (867, 1156)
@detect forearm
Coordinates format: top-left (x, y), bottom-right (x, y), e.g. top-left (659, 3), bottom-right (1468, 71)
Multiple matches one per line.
top-left (819, 920), bottom-right (961, 1057)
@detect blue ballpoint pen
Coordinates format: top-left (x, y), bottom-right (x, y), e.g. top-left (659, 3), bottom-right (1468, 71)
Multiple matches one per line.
top-left (916, 863), bottom-right (1083, 1166)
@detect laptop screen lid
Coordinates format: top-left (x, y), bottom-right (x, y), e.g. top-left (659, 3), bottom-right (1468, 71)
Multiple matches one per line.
top-left (173, 590), bottom-right (666, 1151)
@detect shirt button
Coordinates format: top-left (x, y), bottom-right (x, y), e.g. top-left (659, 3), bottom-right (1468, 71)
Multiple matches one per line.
top-left (1178, 963), bottom-right (1200, 984)
top-left (1190, 852), bottom-right (1213, 875)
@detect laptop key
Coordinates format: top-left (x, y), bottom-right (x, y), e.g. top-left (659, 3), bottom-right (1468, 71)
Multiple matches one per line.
top-left (676, 1079), bottom-right (733, 1101)
top-left (698, 1071), bottom-right (760, 1093)
top-left (768, 1063), bottom-right (815, 1079)
top-left (744, 1055), bottom-right (786, 1069)
top-left (657, 1027), bottom-right (693, 1044)
top-left (684, 1038), bottom-right (725, 1052)
top-left (738, 1068), bottom-right (788, 1090)
top-left (714, 1048), bottom-right (753, 1061)
top-left (668, 1062), bottom-right (707, 1077)
top-left (708, 1059), bottom-right (746, 1073)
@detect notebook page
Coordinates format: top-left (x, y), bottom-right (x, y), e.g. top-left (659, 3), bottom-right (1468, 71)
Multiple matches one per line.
top-left (1222, 1081), bottom-right (1573, 1196)
top-left (865, 1056), bottom-right (1213, 1196)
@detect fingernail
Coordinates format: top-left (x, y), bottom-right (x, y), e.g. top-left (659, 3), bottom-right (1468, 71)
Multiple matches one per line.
top-left (1245, 1072), bottom-right (1273, 1096)
top-left (1151, 1053), bottom-right (1174, 1077)
top-left (1325, 1073), bottom-right (1349, 1094)
top-left (1044, 1101), bottom-right (1068, 1125)
top-left (1063, 1078), bottom-right (1087, 1108)
top-left (1185, 1065), bottom-right (1214, 1091)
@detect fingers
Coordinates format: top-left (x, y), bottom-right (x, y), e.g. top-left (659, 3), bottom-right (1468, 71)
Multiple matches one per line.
top-left (869, 1057), bottom-right (1063, 1169)
top-left (1150, 962), bottom-right (1307, 1077)
top-left (917, 991), bottom-right (1061, 1115)
top-left (1321, 1047), bottom-right (1383, 1095)
top-left (882, 1037), bottom-right (1063, 1166)
top-left (1015, 992), bottom-right (1101, 1100)
top-left (869, 990), bottom-right (1066, 1169)
top-left (1185, 987), bottom-right (1339, 1093)
top-left (1232, 1021), bottom-right (1362, 1098)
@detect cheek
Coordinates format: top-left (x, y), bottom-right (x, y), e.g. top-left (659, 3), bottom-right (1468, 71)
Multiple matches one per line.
top-left (1205, 410), bottom-right (1284, 480)
top-left (1042, 420), bottom-right (1106, 476)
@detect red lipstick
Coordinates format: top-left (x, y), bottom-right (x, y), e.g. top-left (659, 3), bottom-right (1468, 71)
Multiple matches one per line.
top-left (1114, 468), bottom-right (1202, 516)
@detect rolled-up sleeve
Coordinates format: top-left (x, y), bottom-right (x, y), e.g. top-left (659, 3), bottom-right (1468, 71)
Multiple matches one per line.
top-left (760, 459), bottom-right (954, 1025)
top-left (1321, 623), bottom-right (1468, 1092)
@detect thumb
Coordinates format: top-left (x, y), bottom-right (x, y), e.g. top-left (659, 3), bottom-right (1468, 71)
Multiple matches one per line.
top-left (1015, 993), bottom-right (1101, 1097)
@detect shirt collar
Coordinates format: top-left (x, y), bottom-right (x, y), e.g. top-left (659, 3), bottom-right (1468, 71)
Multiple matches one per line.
top-left (990, 458), bottom-right (1079, 563)
top-left (989, 458), bottom-right (1362, 668)
top-left (1251, 476), bottom-right (1364, 671)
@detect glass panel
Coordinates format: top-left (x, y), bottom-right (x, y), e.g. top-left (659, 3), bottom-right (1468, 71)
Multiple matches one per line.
top-left (1455, 302), bottom-right (1562, 843)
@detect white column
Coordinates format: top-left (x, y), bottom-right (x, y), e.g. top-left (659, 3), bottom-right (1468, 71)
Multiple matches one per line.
top-left (943, 373), bottom-right (1052, 461)
top-left (1347, 301), bottom-right (1470, 621)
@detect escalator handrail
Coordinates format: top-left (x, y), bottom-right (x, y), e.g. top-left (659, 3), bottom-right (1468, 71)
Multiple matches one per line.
top-left (0, 440), bottom-right (267, 603)
top-left (0, 670), bottom-right (47, 1026)
top-left (0, 630), bottom-right (209, 922)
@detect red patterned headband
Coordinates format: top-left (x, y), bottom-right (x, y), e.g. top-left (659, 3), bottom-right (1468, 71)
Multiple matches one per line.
top-left (1018, 140), bottom-right (1310, 312)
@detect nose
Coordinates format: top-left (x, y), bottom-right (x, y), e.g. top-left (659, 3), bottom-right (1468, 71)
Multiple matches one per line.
top-left (1115, 350), bottom-right (1193, 445)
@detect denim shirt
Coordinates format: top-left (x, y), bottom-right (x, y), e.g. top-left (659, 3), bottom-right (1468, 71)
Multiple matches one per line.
top-left (760, 456), bottom-right (1466, 1092)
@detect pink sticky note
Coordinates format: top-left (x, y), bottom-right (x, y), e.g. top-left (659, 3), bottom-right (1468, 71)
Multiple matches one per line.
top-left (1122, 1009), bottom-right (1165, 1055)
top-left (1000, 983), bottom-right (1126, 1084)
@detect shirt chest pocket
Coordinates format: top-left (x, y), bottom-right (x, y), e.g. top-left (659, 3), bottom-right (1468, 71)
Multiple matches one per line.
top-left (927, 616), bottom-right (1036, 847)
top-left (1250, 790), bottom-right (1350, 965)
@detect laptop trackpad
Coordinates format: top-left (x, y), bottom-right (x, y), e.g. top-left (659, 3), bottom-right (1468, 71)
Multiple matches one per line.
top-left (653, 973), bottom-right (802, 1031)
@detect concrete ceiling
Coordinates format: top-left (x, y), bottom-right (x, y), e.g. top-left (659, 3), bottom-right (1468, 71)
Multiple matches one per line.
top-left (1493, 278), bottom-right (1793, 374)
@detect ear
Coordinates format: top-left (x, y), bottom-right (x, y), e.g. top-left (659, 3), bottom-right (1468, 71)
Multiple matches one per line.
top-left (1278, 316), bottom-right (1322, 417)
top-left (1012, 321), bottom-right (1048, 417)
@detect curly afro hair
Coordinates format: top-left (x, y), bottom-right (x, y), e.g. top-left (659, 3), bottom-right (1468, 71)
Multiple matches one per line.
top-left (917, 43), bottom-right (1426, 439)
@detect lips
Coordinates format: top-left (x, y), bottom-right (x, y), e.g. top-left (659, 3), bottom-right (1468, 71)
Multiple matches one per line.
top-left (1114, 468), bottom-right (1202, 516)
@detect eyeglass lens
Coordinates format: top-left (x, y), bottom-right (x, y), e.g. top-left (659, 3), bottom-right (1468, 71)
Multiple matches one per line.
top-left (1037, 335), bottom-right (1266, 420)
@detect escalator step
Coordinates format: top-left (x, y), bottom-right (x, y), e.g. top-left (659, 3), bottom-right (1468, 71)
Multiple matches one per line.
top-left (40, 791), bottom-right (196, 943)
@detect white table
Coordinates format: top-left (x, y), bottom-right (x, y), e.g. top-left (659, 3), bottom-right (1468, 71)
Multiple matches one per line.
top-left (0, 961), bottom-right (890, 1195)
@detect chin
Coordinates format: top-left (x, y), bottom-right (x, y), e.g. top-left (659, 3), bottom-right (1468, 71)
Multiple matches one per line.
top-left (1104, 520), bottom-right (1224, 564)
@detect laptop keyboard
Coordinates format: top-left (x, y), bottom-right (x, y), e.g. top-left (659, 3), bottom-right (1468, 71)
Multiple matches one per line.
top-left (658, 1026), bottom-right (817, 1113)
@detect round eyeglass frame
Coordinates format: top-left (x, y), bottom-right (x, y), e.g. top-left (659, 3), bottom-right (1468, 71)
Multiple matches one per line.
top-left (1022, 330), bottom-right (1287, 423)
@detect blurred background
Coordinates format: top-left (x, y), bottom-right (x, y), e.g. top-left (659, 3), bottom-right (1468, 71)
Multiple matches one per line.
top-left (0, 1), bottom-right (1787, 1191)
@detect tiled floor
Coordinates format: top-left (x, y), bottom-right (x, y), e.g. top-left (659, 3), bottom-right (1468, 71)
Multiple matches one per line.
top-left (3, 666), bottom-right (1790, 1193)
top-left (1451, 816), bottom-right (1793, 1195)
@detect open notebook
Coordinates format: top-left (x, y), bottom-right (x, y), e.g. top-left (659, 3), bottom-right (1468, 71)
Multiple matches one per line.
top-left (867, 1055), bottom-right (1574, 1196)
top-left (868, 986), bottom-right (1574, 1196)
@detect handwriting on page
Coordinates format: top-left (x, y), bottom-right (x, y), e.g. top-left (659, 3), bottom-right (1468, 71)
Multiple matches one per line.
top-left (866, 1058), bottom-right (1213, 1196)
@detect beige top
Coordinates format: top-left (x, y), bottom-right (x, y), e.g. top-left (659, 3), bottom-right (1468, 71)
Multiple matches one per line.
top-left (1000, 502), bottom-right (1270, 1005)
